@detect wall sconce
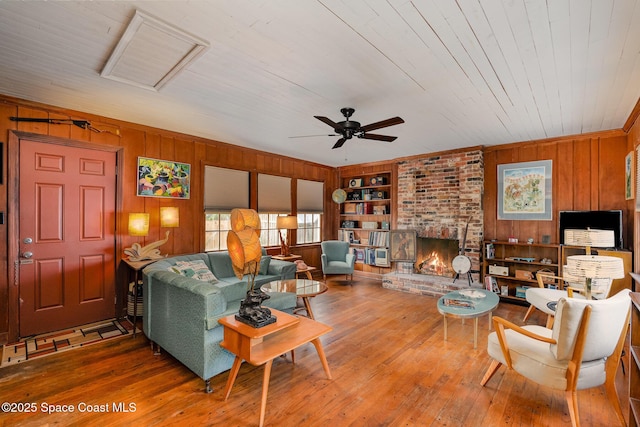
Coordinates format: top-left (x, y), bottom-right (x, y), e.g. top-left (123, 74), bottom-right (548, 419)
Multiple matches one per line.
top-left (160, 207), bottom-right (180, 228)
top-left (128, 213), bottom-right (149, 236)
top-left (276, 215), bottom-right (298, 256)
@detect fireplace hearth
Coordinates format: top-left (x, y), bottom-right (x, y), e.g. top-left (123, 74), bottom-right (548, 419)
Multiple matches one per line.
top-left (415, 237), bottom-right (459, 277)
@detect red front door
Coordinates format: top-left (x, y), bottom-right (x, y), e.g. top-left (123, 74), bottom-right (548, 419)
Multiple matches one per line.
top-left (19, 139), bottom-right (117, 336)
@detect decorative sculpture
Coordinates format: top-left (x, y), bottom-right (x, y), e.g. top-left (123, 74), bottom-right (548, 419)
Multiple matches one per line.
top-left (124, 230), bottom-right (170, 261)
top-left (227, 208), bottom-right (277, 328)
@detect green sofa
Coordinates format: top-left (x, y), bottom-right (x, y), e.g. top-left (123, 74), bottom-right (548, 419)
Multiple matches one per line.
top-left (142, 251), bottom-right (297, 392)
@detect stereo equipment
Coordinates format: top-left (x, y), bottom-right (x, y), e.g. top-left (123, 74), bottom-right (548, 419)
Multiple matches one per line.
top-left (371, 191), bottom-right (387, 200)
top-left (489, 265), bottom-right (509, 276)
top-left (348, 178), bottom-right (363, 188)
top-left (346, 192), bottom-right (361, 201)
top-left (341, 220), bottom-right (357, 228)
top-left (369, 176), bottom-right (386, 186)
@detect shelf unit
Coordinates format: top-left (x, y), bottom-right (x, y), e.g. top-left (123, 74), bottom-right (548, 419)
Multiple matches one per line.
top-left (338, 171), bottom-right (392, 275)
top-left (630, 290), bottom-right (640, 426)
top-left (482, 240), bottom-right (561, 304)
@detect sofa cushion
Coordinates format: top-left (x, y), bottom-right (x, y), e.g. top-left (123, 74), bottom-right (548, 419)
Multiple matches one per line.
top-left (259, 256), bottom-right (271, 275)
top-left (171, 260), bottom-right (218, 283)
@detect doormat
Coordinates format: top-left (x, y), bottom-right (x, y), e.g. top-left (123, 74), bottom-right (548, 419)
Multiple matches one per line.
top-left (1, 319), bottom-right (135, 368)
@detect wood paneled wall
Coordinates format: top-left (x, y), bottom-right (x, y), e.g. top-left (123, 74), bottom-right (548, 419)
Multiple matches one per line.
top-left (483, 131), bottom-right (633, 248)
top-left (0, 95), bottom-right (337, 343)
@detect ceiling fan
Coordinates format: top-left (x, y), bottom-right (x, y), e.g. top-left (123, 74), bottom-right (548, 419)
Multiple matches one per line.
top-left (313, 108), bottom-right (404, 149)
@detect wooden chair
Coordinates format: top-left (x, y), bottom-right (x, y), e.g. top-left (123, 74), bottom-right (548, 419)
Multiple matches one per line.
top-left (481, 289), bottom-right (630, 427)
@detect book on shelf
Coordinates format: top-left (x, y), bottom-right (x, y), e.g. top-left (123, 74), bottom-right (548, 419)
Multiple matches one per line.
top-left (484, 275), bottom-right (499, 293)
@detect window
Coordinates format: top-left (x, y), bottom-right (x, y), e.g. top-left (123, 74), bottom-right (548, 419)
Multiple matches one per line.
top-left (205, 213), bottom-right (231, 251)
top-left (297, 213), bottom-right (321, 244)
top-left (297, 179), bottom-right (323, 244)
top-left (203, 166), bottom-right (249, 252)
top-left (259, 213), bottom-right (286, 247)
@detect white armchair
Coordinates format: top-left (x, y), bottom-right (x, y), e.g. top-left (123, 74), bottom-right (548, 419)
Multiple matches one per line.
top-left (481, 289), bottom-right (631, 427)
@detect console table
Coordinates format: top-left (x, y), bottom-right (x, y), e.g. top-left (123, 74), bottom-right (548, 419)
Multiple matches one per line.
top-left (219, 309), bottom-right (332, 427)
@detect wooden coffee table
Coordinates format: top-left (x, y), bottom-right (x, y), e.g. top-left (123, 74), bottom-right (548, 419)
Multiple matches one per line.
top-left (437, 289), bottom-right (499, 349)
top-left (219, 309), bottom-right (332, 427)
top-left (261, 279), bottom-right (328, 320)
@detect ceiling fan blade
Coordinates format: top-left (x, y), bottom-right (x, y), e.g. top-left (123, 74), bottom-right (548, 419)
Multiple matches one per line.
top-left (288, 133), bottom-right (337, 139)
top-left (332, 138), bottom-right (347, 149)
top-left (360, 133), bottom-right (397, 142)
top-left (359, 117), bottom-right (404, 133)
top-left (314, 116), bottom-right (340, 129)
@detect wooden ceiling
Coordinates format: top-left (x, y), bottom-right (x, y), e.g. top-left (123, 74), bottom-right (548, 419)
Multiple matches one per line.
top-left (1, 1), bottom-right (639, 166)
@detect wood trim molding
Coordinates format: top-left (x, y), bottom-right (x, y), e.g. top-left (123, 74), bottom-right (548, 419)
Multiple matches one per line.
top-left (483, 129), bottom-right (627, 153)
top-left (624, 97), bottom-right (640, 132)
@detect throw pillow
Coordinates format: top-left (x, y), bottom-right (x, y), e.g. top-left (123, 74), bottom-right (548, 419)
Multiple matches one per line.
top-left (258, 256), bottom-right (271, 275)
top-left (170, 260), bottom-right (218, 283)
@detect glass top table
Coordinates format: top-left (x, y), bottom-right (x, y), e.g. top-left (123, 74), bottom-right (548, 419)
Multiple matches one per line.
top-left (437, 289), bottom-right (500, 348)
top-left (261, 279), bottom-right (328, 320)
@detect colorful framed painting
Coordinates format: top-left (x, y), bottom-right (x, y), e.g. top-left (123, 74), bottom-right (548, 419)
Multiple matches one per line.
top-left (626, 151), bottom-right (634, 200)
top-left (389, 230), bottom-right (417, 262)
top-left (137, 157), bottom-right (190, 199)
top-left (497, 160), bottom-right (552, 221)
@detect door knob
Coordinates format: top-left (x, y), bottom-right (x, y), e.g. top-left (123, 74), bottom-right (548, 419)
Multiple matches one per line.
top-left (22, 251), bottom-right (33, 259)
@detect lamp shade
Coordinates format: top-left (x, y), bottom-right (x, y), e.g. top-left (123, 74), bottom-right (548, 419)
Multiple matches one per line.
top-left (276, 215), bottom-right (298, 230)
top-left (160, 207), bottom-right (179, 228)
top-left (230, 208), bottom-right (261, 236)
top-left (227, 208), bottom-right (263, 280)
top-left (564, 255), bottom-right (625, 283)
top-left (564, 228), bottom-right (615, 248)
top-left (128, 213), bottom-right (149, 236)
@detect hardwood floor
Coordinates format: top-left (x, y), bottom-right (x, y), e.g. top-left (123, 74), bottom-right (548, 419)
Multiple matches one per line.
top-left (0, 277), bottom-right (629, 426)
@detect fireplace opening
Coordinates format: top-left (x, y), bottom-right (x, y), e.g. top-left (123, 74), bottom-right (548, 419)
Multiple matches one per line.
top-left (415, 237), bottom-right (459, 277)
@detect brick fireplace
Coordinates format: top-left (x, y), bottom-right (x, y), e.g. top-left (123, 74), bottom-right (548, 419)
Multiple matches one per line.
top-left (383, 149), bottom-right (484, 296)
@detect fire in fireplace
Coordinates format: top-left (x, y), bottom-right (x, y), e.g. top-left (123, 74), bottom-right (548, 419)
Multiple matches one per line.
top-left (415, 237), bottom-right (459, 277)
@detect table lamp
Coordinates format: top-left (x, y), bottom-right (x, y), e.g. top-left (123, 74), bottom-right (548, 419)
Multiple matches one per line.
top-left (563, 254), bottom-right (625, 299)
top-left (564, 228), bottom-right (615, 254)
top-left (276, 215), bottom-right (298, 256)
top-left (124, 211), bottom-right (170, 261)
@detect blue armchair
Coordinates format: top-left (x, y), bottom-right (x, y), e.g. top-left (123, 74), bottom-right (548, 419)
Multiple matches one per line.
top-left (321, 240), bottom-right (355, 282)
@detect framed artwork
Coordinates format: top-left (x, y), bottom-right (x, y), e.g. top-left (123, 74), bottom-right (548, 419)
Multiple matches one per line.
top-left (389, 230), bottom-right (416, 262)
top-left (626, 151), bottom-right (634, 200)
top-left (137, 156), bottom-right (191, 199)
top-left (497, 160), bottom-right (552, 221)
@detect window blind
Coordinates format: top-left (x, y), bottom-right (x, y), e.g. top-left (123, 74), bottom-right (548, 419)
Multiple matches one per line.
top-left (297, 179), bottom-right (324, 213)
top-left (204, 166), bottom-right (249, 211)
top-left (258, 174), bottom-right (291, 213)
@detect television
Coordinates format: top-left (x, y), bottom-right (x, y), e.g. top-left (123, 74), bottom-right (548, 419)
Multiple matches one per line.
top-left (559, 210), bottom-right (623, 249)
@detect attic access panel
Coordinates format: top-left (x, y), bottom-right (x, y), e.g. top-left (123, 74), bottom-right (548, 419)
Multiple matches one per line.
top-left (101, 10), bottom-right (209, 91)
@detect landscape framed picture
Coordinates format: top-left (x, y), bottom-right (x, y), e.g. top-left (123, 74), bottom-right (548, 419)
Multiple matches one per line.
top-left (137, 157), bottom-right (191, 199)
top-left (389, 230), bottom-right (416, 262)
top-left (497, 160), bottom-right (552, 220)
